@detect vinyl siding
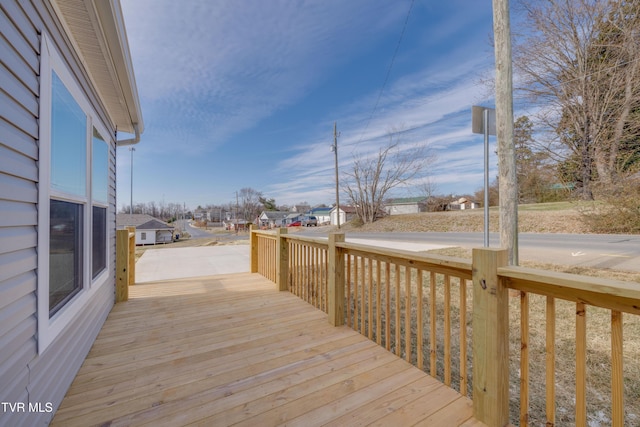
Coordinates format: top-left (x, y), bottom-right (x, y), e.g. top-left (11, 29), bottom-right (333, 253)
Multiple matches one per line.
top-left (0, 1), bottom-right (117, 425)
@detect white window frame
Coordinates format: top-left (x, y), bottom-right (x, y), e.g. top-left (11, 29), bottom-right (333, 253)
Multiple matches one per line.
top-left (37, 33), bottom-right (112, 353)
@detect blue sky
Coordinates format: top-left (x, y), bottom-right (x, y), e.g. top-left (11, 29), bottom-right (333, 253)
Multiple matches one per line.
top-left (117, 0), bottom-right (499, 210)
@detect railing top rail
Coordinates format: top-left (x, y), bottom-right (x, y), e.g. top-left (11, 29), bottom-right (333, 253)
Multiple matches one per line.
top-left (499, 265), bottom-right (640, 315)
top-left (281, 234), bottom-right (329, 247)
top-left (338, 241), bottom-right (473, 279)
top-left (253, 230), bottom-right (278, 239)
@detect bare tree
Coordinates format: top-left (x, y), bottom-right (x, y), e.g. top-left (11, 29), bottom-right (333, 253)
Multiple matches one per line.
top-left (238, 187), bottom-right (263, 222)
top-left (513, 0), bottom-right (640, 199)
top-left (343, 133), bottom-right (434, 224)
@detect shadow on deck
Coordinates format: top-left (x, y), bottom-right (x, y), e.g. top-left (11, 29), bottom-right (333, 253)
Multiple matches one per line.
top-left (51, 272), bottom-right (484, 426)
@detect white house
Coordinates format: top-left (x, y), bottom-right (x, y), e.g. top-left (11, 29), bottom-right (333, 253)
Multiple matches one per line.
top-left (330, 205), bottom-right (357, 226)
top-left (309, 207), bottom-right (332, 225)
top-left (0, 1), bottom-right (143, 425)
top-left (117, 214), bottom-right (174, 245)
top-left (258, 211), bottom-right (289, 228)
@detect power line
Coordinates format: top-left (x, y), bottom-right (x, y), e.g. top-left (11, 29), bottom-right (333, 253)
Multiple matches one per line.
top-left (354, 0), bottom-right (415, 147)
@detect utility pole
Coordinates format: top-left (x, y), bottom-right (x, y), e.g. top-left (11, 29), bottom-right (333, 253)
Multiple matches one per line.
top-left (331, 122), bottom-right (340, 229)
top-left (129, 147), bottom-right (135, 215)
top-left (235, 191), bottom-right (239, 234)
top-left (493, 0), bottom-right (518, 265)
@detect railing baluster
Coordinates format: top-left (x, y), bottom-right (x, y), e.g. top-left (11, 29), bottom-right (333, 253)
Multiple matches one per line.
top-left (546, 296), bottom-right (556, 426)
top-left (376, 260), bottom-right (382, 346)
top-left (368, 258), bottom-right (373, 340)
top-left (444, 274), bottom-right (451, 386)
top-left (611, 310), bottom-right (623, 427)
top-left (417, 270), bottom-right (423, 370)
top-left (360, 256), bottom-right (365, 335)
top-left (346, 255), bottom-right (352, 327)
top-left (430, 271), bottom-right (437, 377)
top-left (395, 264), bottom-right (401, 357)
top-left (459, 278), bottom-right (467, 396)
top-left (520, 291), bottom-right (530, 427)
top-left (576, 302), bottom-right (587, 426)
top-left (385, 262), bottom-right (391, 352)
top-left (354, 256), bottom-right (359, 333)
top-left (405, 266), bottom-right (411, 363)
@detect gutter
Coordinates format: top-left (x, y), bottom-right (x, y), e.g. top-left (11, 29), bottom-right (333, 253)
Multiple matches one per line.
top-left (116, 123), bottom-right (141, 146)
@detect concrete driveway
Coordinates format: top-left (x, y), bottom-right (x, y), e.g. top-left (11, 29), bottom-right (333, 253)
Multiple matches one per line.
top-left (136, 244), bottom-right (250, 283)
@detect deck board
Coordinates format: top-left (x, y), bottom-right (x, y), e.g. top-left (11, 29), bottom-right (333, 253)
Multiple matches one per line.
top-left (51, 272), bottom-right (483, 426)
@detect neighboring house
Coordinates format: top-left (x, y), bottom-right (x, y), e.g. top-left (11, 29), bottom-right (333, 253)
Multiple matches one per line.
top-left (223, 219), bottom-right (248, 231)
top-left (258, 211), bottom-right (289, 228)
top-left (285, 212), bottom-right (302, 225)
top-left (193, 209), bottom-right (211, 222)
top-left (292, 204), bottom-right (311, 214)
top-left (309, 207), bottom-right (332, 225)
top-left (385, 197), bottom-right (428, 215)
top-left (330, 205), bottom-right (357, 226)
top-left (449, 197), bottom-right (481, 210)
top-left (117, 214), bottom-right (174, 245)
top-left (0, 1), bottom-right (143, 425)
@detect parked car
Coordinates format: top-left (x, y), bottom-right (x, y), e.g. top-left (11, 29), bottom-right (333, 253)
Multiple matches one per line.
top-left (301, 215), bottom-right (318, 227)
top-left (287, 220), bottom-right (302, 227)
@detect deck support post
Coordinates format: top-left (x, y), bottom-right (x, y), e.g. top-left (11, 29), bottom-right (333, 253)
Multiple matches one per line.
top-left (276, 228), bottom-right (289, 291)
top-left (472, 247), bottom-right (509, 426)
top-left (328, 232), bottom-right (345, 326)
top-left (116, 227), bottom-right (135, 303)
top-left (250, 224), bottom-right (258, 273)
top-left (127, 226), bottom-right (135, 287)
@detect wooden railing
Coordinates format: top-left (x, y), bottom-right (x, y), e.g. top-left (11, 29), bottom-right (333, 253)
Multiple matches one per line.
top-left (115, 226), bottom-right (135, 302)
top-left (250, 228), bottom-right (640, 427)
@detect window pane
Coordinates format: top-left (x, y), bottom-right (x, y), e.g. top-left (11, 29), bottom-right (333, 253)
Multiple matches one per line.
top-left (51, 71), bottom-right (86, 196)
top-left (50, 200), bottom-right (83, 316)
top-left (92, 206), bottom-right (107, 279)
top-left (92, 128), bottom-right (108, 204)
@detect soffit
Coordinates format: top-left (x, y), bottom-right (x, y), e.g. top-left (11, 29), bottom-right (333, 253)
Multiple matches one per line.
top-left (52, 0), bottom-right (143, 135)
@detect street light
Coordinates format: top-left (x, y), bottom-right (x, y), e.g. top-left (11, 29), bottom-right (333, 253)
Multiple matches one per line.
top-left (129, 147), bottom-right (135, 215)
top-left (331, 122), bottom-right (340, 229)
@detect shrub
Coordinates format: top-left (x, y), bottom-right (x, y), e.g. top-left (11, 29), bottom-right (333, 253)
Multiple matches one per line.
top-left (579, 177), bottom-right (640, 233)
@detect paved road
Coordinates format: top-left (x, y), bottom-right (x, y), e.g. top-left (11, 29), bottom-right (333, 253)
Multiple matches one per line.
top-left (300, 230), bottom-right (640, 272)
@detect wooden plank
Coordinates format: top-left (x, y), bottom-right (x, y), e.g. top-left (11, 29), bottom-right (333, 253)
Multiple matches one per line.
top-left (417, 270), bottom-right (424, 370)
top-left (520, 291), bottom-right (529, 426)
top-left (500, 265), bottom-right (640, 315)
top-left (405, 266), bottom-right (411, 363)
top-left (576, 302), bottom-right (587, 426)
top-left (51, 272), bottom-right (486, 427)
top-left (444, 274), bottom-right (451, 386)
top-left (460, 278), bottom-right (468, 396)
top-left (430, 271), bottom-right (437, 377)
top-left (546, 296), bottom-right (556, 426)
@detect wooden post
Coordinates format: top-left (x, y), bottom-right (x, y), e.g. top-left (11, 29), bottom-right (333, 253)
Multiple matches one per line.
top-left (328, 232), bottom-right (345, 326)
top-left (492, 0), bottom-right (519, 265)
top-left (249, 224), bottom-right (258, 273)
top-left (116, 229), bottom-right (129, 302)
top-left (276, 228), bottom-right (288, 291)
top-left (472, 247), bottom-right (509, 426)
top-left (127, 226), bottom-right (135, 286)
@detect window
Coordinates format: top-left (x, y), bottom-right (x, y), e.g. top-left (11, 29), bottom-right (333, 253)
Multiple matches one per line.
top-left (37, 33), bottom-right (112, 352)
top-left (49, 200), bottom-right (83, 315)
top-left (141, 232), bottom-right (147, 240)
top-left (92, 128), bottom-right (108, 278)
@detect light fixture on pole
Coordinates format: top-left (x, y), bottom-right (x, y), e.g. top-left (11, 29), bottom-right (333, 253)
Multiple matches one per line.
top-left (331, 122), bottom-right (340, 229)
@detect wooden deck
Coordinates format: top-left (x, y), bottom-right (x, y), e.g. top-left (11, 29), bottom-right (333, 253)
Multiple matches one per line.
top-left (51, 272), bottom-right (484, 426)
